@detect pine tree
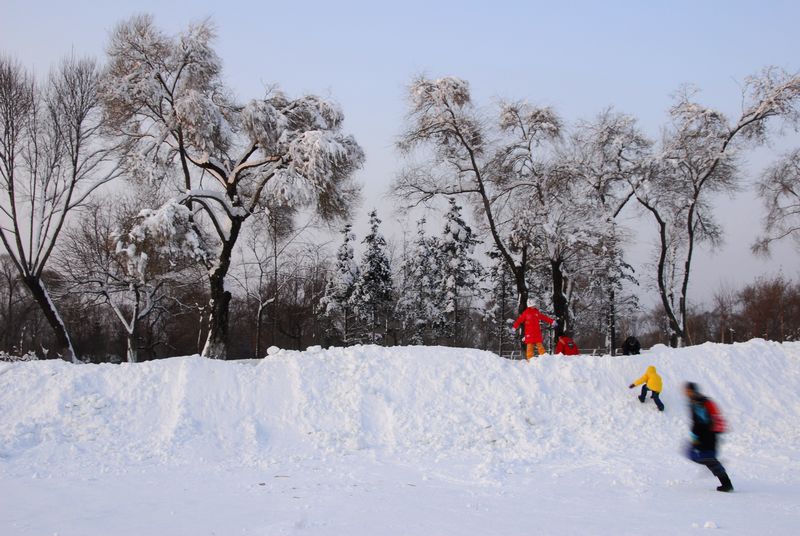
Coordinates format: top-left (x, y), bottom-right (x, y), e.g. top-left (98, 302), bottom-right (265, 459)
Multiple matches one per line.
top-left (592, 224), bottom-right (639, 355)
top-left (319, 224), bottom-right (360, 345)
top-left (396, 218), bottom-right (441, 344)
top-left (485, 247), bottom-right (517, 355)
top-left (434, 198), bottom-right (483, 344)
top-left (350, 210), bottom-right (394, 344)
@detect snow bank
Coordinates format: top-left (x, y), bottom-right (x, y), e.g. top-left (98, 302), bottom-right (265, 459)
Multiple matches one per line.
top-left (1, 340), bottom-right (798, 481)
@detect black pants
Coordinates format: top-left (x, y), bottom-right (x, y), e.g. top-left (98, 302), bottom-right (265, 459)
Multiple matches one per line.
top-left (687, 446), bottom-right (728, 478)
top-left (639, 385), bottom-right (665, 411)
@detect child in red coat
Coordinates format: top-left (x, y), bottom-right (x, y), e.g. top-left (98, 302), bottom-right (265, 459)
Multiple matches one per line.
top-left (512, 300), bottom-right (554, 360)
top-left (555, 334), bottom-right (580, 356)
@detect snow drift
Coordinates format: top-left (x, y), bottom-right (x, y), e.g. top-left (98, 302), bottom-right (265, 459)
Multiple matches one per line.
top-left (1, 340), bottom-right (798, 481)
top-left (2, 340), bottom-right (800, 535)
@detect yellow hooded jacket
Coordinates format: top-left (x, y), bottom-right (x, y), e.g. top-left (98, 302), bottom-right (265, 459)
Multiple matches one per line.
top-left (633, 366), bottom-right (662, 393)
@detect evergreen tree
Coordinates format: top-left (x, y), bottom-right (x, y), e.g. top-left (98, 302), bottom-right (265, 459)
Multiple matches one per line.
top-left (588, 224), bottom-right (639, 354)
top-left (320, 224), bottom-right (359, 345)
top-left (485, 247), bottom-right (517, 354)
top-left (350, 210), bottom-right (394, 344)
top-left (396, 218), bottom-right (441, 344)
top-left (435, 198), bottom-right (483, 344)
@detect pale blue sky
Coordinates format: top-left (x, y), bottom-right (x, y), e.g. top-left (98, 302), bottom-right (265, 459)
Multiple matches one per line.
top-left (2, 0), bottom-right (798, 304)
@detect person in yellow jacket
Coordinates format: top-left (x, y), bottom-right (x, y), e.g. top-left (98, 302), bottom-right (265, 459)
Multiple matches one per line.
top-left (628, 365), bottom-right (665, 411)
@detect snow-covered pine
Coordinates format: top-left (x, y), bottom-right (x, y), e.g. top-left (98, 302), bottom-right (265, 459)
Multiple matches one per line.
top-left (349, 210), bottom-right (395, 344)
top-left (100, 16), bottom-right (364, 359)
top-left (484, 247), bottom-right (518, 355)
top-left (319, 224), bottom-right (360, 345)
top-left (395, 218), bottom-right (442, 345)
top-left (434, 198), bottom-right (483, 344)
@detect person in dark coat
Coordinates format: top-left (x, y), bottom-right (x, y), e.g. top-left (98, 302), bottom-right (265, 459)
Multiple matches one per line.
top-left (622, 336), bottom-right (641, 355)
top-left (684, 382), bottom-right (733, 492)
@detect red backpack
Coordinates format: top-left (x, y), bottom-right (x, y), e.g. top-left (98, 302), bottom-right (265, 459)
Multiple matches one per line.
top-left (705, 399), bottom-right (727, 433)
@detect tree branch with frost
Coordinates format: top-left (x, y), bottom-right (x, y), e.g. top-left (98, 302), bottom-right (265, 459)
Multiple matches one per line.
top-left (753, 148), bottom-right (800, 255)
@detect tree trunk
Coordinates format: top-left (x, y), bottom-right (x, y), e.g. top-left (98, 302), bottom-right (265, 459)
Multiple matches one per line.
top-left (512, 253), bottom-right (529, 355)
top-left (202, 218), bottom-right (243, 360)
top-left (255, 303), bottom-right (264, 358)
top-left (22, 275), bottom-right (76, 362)
top-left (126, 332), bottom-right (137, 363)
top-left (550, 259), bottom-right (568, 340)
top-left (608, 288), bottom-right (617, 356)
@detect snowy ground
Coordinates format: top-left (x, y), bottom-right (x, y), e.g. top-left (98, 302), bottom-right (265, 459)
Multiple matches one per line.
top-left (1, 340), bottom-right (798, 535)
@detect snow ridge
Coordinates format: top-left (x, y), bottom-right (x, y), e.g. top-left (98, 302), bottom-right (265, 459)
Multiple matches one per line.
top-left (0, 340), bottom-right (798, 482)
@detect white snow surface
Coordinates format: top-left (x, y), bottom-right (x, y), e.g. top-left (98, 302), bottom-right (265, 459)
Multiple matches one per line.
top-left (1, 339), bottom-right (798, 535)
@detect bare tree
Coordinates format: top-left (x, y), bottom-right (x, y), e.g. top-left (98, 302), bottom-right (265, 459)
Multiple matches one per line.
top-left (753, 148), bottom-right (800, 255)
top-left (0, 254), bottom-right (34, 352)
top-left (631, 69), bottom-right (800, 347)
top-left (231, 204), bottom-right (320, 358)
top-left (100, 16), bottom-right (364, 359)
top-left (0, 55), bottom-right (119, 361)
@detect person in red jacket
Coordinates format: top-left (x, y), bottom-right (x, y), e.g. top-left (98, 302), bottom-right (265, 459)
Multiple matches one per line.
top-left (512, 300), bottom-right (554, 360)
top-left (554, 333), bottom-right (580, 356)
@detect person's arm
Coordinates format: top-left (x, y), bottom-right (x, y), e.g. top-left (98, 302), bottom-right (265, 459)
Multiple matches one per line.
top-left (512, 312), bottom-right (524, 330)
top-left (541, 313), bottom-right (554, 325)
top-left (629, 373), bottom-right (647, 388)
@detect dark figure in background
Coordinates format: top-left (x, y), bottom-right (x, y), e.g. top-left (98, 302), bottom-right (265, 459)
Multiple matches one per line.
top-left (622, 336), bottom-right (641, 355)
top-left (684, 382), bottom-right (733, 492)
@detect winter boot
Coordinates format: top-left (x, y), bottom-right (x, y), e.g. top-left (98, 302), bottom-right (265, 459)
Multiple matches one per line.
top-left (716, 473), bottom-right (733, 492)
top-left (638, 395), bottom-right (646, 403)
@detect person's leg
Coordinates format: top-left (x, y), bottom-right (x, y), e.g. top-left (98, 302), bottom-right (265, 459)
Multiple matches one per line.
top-left (688, 448), bottom-right (733, 491)
top-left (526, 344), bottom-right (534, 360)
top-left (638, 385), bottom-right (648, 403)
top-left (703, 457), bottom-right (733, 491)
top-left (652, 391), bottom-right (665, 411)
top-left (535, 342), bottom-right (546, 356)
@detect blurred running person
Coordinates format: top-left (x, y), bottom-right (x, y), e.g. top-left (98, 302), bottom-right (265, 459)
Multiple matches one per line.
top-left (684, 382), bottom-right (733, 492)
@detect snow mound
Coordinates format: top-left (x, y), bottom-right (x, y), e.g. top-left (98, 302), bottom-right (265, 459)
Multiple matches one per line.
top-left (1, 340), bottom-right (798, 480)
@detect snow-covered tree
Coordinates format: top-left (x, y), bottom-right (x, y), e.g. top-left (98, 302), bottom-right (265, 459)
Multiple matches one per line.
top-left (319, 224), bottom-right (360, 345)
top-left (632, 69), bottom-right (800, 346)
top-left (350, 210), bottom-right (394, 344)
top-left (556, 110), bottom-right (649, 350)
top-left (58, 201), bottom-right (206, 362)
top-left (435, 198), bottom-right (483, 343)
top-left (395, 77), bottom-right (562, 346)
top-left (484, 247), bottom-right (517, 354)
top-left (101, 16), bottom-right (364, 359)
top-left (753, 148), bottom-right (800, 255)
top-left (569, 225), bottom-right (639, 354)
top-left (396, 218), bottom-right (441, 344)
top-left (0, 55), bottom-right (119, 361)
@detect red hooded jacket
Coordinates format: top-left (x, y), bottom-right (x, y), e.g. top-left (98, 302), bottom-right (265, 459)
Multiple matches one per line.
top-left (555, 336), bottom-right (579, 355)
top-left (512, 307), bottom-right (554, 344)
